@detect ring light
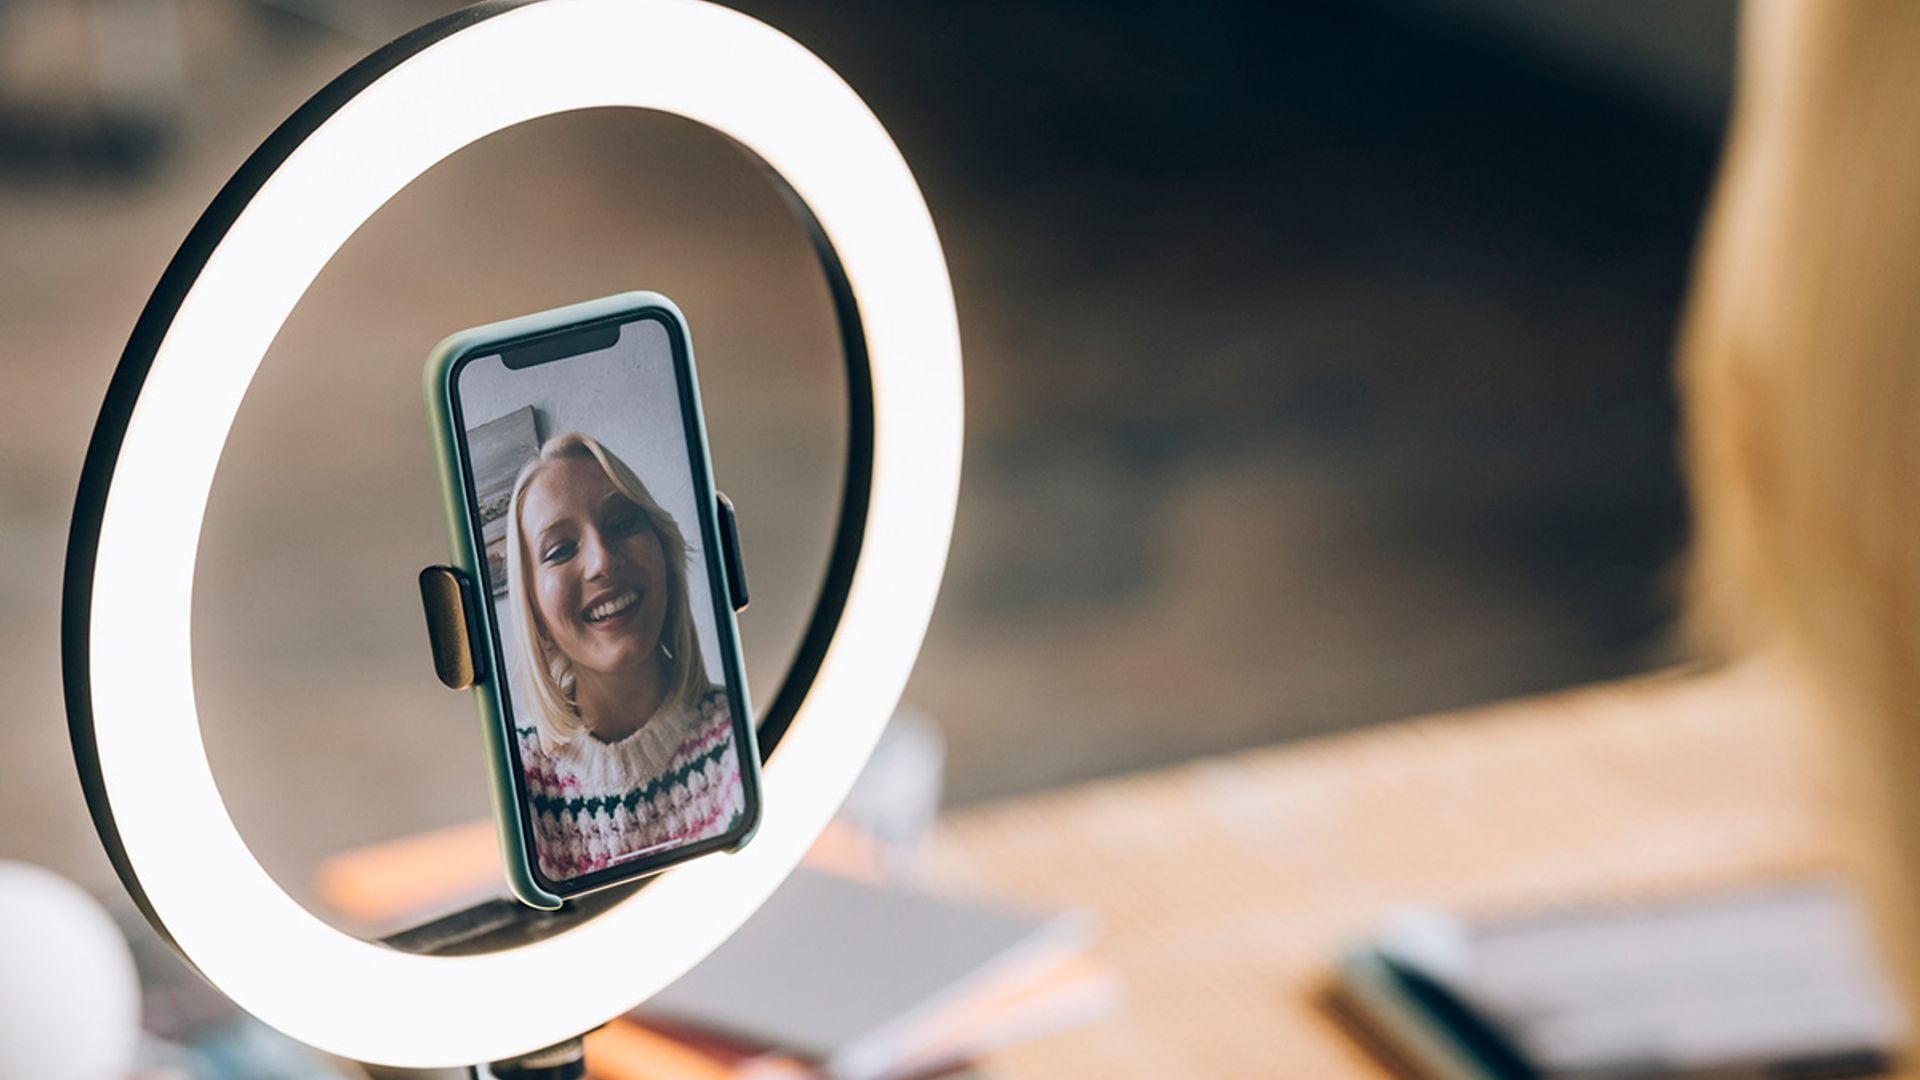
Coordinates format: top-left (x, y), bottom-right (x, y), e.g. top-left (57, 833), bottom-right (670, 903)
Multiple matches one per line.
top-left (61, 0), bottom-right (962, 1067)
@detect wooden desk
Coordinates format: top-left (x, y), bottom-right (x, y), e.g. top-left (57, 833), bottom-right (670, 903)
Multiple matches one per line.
top-left (927, 664), bottom-right (1881, 1077)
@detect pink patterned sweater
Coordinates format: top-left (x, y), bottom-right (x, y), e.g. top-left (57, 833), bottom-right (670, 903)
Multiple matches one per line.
top-left (516, 688), bottom-right (745, 882)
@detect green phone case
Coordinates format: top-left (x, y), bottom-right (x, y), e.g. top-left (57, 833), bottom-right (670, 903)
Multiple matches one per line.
top-left (423, 291), bottom-right (762, 911)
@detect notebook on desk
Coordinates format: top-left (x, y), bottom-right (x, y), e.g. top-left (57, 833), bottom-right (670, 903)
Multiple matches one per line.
top-left (632, 867), bottom-right (1113, 1080)
top-left (1334, 880), bottom-right (1905, 1079)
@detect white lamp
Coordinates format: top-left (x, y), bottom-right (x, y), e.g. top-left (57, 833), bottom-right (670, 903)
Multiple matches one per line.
top-left (62, 0), bottom-right (962, 1068)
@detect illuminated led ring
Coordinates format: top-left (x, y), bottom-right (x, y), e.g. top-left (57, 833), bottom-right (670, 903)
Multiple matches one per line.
top-left (61, 0), bottom-right (960, 1067)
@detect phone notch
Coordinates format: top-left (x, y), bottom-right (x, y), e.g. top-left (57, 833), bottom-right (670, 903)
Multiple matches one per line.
top-left (500, 323), bottom-right (620, 370)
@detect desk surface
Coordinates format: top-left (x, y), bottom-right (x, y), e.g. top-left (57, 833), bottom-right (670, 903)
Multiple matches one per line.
top-left (927, 664), bottom-right (1883, 1077)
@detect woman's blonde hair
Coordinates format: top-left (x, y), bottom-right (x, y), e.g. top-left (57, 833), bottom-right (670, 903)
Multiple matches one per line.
top-left (1682, 0), bottom-right (1920, 1006)
top-left (505, 432), bottom-right (710, 750)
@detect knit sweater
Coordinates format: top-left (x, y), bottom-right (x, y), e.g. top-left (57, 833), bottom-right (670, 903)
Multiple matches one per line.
top-left (516, 687), bottom-right (745, 882)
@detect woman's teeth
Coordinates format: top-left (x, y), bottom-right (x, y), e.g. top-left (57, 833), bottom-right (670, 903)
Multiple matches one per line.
top-left (584, 589), bottom-right (640, 624)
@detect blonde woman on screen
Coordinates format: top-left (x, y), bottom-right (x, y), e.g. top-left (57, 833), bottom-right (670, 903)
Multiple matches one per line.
top-left (1682, 0), bottom-right (1920, 1010)
top-left (504, 432), bottom-right (745, 881)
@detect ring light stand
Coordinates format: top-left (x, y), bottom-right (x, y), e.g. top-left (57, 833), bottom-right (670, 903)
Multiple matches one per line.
top-left (60, 1), bottom-right (963, 1073)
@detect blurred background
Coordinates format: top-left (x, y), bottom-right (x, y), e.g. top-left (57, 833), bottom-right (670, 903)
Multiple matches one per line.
top-left (0, 0), bottom-right (1738, 910)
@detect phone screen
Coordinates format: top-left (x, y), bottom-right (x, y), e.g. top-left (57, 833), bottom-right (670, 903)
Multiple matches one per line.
top-left (450, 310), bottom-right (752, 892)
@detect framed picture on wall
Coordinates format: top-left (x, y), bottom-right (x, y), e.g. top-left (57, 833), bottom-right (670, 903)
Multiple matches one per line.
top-left (465, 405), bottom-right (542, 596)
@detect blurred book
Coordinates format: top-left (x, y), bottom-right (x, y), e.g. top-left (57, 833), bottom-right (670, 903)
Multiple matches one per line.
top-left (588, 867), bottom-right (1118, 1080)
top-left (1333, 880), bottom-right (1904, 1080)
top-left (587, 952), bottom-right (1116, 1080)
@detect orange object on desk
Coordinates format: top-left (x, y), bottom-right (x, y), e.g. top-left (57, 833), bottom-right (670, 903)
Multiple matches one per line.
top-left (316, 817), bottom-right (887, 929)
top-left (314, 818), bottom-right (500, 927)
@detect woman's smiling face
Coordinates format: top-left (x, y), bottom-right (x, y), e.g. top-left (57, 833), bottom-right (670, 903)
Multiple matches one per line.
top-left (518, 454), bottom-right (671, 679)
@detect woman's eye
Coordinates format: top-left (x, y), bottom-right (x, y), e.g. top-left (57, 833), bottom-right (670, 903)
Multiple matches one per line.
top-left (610, 512), bottom-right (646, 534)
top-left (541, 540), bottom-right (576, 564)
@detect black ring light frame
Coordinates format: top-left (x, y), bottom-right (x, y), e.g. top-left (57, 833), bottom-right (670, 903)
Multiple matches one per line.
top-left (62, 0), bottom-right (874, 958)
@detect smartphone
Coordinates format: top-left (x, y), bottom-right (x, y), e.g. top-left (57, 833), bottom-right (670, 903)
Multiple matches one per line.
top-left (423, 292), bottom-right (761, 909)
